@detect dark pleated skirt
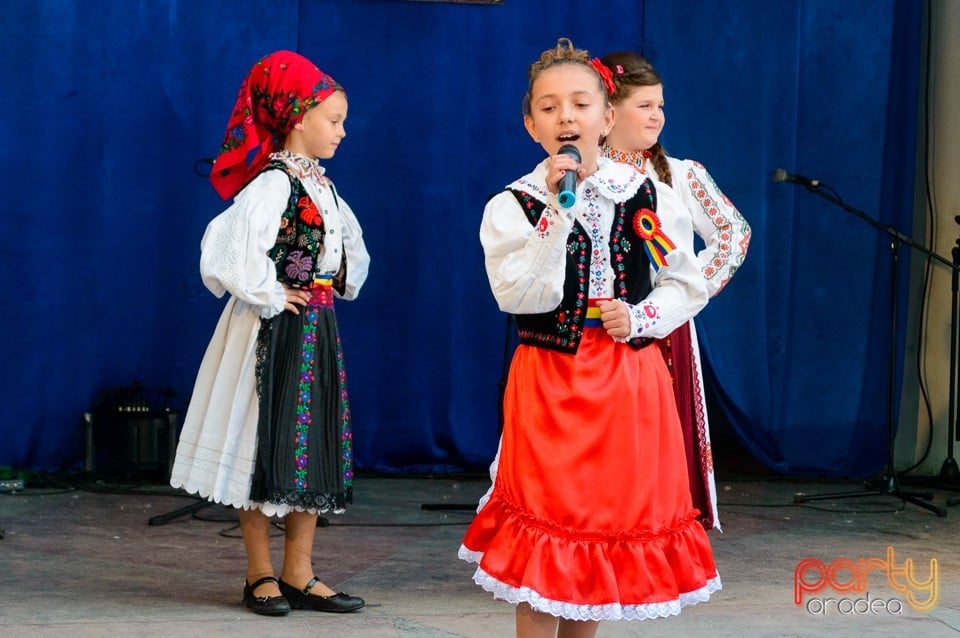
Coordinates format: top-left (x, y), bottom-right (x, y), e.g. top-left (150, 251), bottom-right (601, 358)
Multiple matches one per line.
top-left (249, 300), bottom-right (353, 513)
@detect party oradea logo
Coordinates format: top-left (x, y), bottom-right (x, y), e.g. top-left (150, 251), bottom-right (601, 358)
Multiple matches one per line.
top-left (794, 546), bottom-right (938, 615)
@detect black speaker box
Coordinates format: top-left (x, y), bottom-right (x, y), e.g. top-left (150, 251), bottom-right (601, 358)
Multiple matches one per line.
top-left (85, 410), bottom-right (178, 481)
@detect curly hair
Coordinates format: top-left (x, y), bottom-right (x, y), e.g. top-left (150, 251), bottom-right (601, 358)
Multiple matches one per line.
top-left (524, 38), bottom-right (608, 116)
top-left (599, 51), bottom-right (672, 186)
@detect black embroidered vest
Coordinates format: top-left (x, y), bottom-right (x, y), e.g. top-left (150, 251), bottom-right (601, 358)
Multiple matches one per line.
top-left (263, 161), bottom-right (347, 294)
top-left (511, 180), bottom-right (657, 354)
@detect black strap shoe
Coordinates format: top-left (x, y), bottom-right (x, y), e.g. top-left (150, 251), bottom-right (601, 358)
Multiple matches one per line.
top-left (243, 576), bottom-right (291, 616)
top-left (279, 576), bottom-right (365, 613)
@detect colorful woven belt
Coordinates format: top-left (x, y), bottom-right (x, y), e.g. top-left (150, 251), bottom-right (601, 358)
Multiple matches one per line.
top-left (308, 274), bottom-right (334, 308)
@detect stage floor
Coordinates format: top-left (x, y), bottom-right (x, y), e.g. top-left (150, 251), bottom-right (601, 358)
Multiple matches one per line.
top-left (2, 473), bottom-right (960, 637)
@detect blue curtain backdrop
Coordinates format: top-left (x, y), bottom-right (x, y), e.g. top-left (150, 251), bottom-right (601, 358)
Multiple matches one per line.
top-left (0, 0), bottom-right (921, 479)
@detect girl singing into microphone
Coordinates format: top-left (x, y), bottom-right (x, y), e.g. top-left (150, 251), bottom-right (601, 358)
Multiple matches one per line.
top-left (459, 38), bottom-right (720, 638)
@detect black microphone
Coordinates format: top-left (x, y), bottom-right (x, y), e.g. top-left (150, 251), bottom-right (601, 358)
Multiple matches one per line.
top-left (557, 144), bottom-right (581, 208)
top-left (772, 168), bottom-right (820, 188)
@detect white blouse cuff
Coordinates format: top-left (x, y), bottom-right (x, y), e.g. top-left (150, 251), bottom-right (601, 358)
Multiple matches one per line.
top-left (258, 281), bottom-right (287, 319)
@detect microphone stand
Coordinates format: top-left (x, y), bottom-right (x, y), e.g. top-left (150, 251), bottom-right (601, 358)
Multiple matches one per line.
top-left (784, 178), bottom-right (955, 517)
top-left (945, 226), bottom-right (960, 482)
top-left (911, 219), bottom-right (960, 506)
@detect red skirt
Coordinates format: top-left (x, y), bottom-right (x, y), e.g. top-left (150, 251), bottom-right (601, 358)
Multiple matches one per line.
top-left (459, 326), bottom-right (720, 621)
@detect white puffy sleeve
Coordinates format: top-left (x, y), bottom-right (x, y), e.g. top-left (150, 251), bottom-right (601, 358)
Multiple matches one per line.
top-left (479, 190), bottom-right (574, 314)
top-left (673, 159), bottom-right (751, 297)
top-left (199, 170), bottom-right (289, 319)
top-left (624, 206), bottom-right (710, 339)
top-left (333, 193), bottom-right (369, 301)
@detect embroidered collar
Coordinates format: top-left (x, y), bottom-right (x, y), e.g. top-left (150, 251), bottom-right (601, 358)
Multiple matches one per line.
top-left (590, 157), bottom-right (643, 200)
top-left (599, 144), bottom-right (651, 171)
top-left (509, 156), bottom-right (642, 205)
top-left (270, 150), bottom-right (327, 182)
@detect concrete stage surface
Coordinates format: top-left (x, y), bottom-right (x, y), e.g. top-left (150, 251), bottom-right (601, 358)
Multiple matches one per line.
top-left (2, 474), bottom-right (960, 637)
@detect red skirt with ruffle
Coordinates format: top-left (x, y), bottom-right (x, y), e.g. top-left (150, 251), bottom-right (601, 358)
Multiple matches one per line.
top-left (459, 327), bottom-right (720, 621)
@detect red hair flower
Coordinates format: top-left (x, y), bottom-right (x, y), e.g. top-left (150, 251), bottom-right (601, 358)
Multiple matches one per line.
top-left (589, 58), bottom-right (616, 97)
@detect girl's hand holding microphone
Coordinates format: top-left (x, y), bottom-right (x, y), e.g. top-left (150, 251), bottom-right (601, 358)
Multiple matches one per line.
top-left (545, 149), bottom-right (581, 196)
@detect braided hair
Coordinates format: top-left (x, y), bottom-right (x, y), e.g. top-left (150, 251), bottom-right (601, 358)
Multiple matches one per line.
top-left (600, 51), bottom-right (672, 187)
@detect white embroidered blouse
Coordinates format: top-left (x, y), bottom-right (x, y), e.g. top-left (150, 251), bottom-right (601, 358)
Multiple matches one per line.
top-left (199, 151), bottom-right (370, 317)
top-left (480, 156), bottom-right (708, 340)
top-left (649, 158), bottom-right (751, 298)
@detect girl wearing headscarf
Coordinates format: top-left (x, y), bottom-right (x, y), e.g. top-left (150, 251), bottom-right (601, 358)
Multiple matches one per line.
top-left (170, 50), bottom-right (369, 617)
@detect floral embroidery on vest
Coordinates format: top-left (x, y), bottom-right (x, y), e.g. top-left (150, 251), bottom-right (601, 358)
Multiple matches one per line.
top-left (264, 160), bottom-right (326, 286)
top-left (510, 182), bottom-right (655, 354)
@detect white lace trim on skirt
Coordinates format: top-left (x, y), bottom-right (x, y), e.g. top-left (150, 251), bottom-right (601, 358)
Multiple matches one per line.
top-left (169, 478), bottom-right (344, 518)
top-left (458, 545), bottom-right (721, 622)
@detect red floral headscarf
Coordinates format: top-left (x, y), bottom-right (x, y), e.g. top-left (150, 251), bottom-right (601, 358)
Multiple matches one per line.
top-left (210, 50), bottom-right (342, 200)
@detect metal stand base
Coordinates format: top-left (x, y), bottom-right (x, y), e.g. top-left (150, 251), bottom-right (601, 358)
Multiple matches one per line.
top-left (939, 457), bottom-right (960, 483)
top-left (148, 499), bottom-right (212, 526)
top-left (794, 475), bottom-right (945, 517)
